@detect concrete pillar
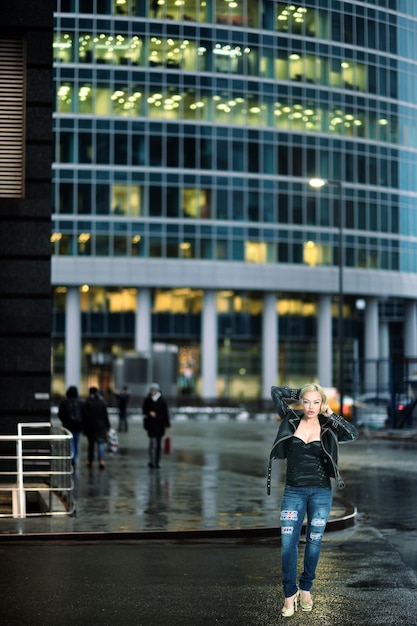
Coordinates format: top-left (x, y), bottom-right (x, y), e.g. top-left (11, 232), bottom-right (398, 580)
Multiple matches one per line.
top-left (379, 321), bottom-right (390, 389)
top-left (65, 287), bottom-right (81, 390)
top-left (262, 292), bottom-right (277, 399)
top-left (404, 300), bottom-right (417, 379)
top-left (404, 300), bottom-right (417, 358)
top-left (135, 288), bottom-right (152, 352)
top-left (364, 297), bottom-right (379, 393)
top-left (379, 322), bottom-right (389, 359)
top-left (317, 295), bottom-right (332, 388)
top-left (202, 290), bottom-right (217, 398)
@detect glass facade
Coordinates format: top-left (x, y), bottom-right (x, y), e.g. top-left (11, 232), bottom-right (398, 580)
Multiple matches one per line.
top-left (52, 1), bottom-right (417, 397)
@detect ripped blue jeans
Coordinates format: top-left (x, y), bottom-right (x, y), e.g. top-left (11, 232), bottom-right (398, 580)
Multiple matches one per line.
top-left (280, 485), bottom-right (333, 598)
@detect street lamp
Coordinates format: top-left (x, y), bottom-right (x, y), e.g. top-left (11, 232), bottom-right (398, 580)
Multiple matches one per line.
top-left (309, 178), bottom-right (345, 416)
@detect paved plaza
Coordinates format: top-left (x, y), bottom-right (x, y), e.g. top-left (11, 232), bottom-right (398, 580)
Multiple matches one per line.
top-left (0, 418), bottom-right (416, 625)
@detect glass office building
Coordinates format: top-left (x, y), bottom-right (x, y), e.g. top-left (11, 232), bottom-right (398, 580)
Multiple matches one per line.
top-left (52, 0), bottom-right (417, 400)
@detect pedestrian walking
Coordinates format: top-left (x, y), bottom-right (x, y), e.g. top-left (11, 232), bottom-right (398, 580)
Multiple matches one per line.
top-left (142, 383), bottom-right (171, 469)
top-left (114, 385), bottom-right (130, 432)
top-left (58, 385), bottom-right (83, 468)
top-left (82, 387), bottom-right (111, 469)
top-left (267, 383), bottom-right (358, 617)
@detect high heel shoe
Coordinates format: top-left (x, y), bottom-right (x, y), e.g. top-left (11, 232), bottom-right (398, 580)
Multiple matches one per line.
top-left (281, 590), bottom-right (299, 617)
top-left (299, 591), bottom-right (313, 612)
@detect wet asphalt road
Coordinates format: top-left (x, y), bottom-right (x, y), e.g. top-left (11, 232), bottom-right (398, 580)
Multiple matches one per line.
top-left (336, 435), bottom-right (417, 574)
top-left (1, 525), bottom-right (416, 626)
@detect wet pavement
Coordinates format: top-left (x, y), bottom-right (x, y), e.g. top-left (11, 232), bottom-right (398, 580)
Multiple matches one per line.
top-left (0, 417), bottom-right (352, 536)
top-left (1, 524), bottom-right (416, 626)
top-left (0, 417), bottom-right (417, 625)
top-left (333, 430), bottom-right (417, 575)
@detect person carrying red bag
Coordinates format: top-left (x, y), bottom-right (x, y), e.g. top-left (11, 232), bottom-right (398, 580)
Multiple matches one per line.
top-left (142, 383), bottom-right (171, 469)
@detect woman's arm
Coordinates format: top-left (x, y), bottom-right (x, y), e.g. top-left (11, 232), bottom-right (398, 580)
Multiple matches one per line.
top-left (270, 386), bottom-right (301, 420)
top-left (323, 406), bottom-right (359, 441)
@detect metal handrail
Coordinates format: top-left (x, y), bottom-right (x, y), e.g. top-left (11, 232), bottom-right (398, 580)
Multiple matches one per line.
top-left (0, 422), bottom-right (74, 518)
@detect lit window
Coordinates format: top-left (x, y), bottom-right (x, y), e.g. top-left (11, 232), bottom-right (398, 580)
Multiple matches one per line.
top-left (245, 241), bottom-right (267, 263)
top-left (111, 185), bottom-right (141, 216)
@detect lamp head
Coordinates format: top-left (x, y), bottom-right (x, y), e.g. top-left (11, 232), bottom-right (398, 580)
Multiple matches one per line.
top-left (309, 177), bottom-right (327, 188)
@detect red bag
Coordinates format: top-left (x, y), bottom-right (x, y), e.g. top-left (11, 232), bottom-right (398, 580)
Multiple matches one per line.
top-left (163, 436), bottom-right (171, 455)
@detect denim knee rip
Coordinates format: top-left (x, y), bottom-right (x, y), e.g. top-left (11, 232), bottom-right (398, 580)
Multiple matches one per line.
top-left (309, 532), bottom-right (322, 541)
top-left (281, 510), bottom-right (298, 536)
top-left (281, 510), bottom-right (298, 521)
top-left (309, 517), bottom-right (326, 542)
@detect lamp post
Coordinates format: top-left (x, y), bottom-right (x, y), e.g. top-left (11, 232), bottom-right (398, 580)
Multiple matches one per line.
top-left (309, 178), bottom-right (344, 416)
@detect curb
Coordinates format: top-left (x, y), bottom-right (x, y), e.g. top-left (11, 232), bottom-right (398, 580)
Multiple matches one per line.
top-left (0, 499), bottom-right (357, 542)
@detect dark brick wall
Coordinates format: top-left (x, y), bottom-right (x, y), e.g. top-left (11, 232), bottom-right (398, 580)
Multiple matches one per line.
top-left (0, 1), bottom-right (54, 431)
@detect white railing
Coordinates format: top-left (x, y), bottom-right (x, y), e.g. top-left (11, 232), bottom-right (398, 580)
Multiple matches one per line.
top-left (0, 422), bottom-right (74, 518)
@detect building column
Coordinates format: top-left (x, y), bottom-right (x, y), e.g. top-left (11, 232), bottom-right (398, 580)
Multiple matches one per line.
top-left (202, 290), bottom-right (217, 399)
top-left (317, 295), bottom-right (332, 388)
top-left (65, 287), bottom-right (81, 390)
top-left (262, 292), bottom-right (277, 399)
top-left (135, 288), bottom-right (152, 353)
top-left (364, 297), bottom-right (379, 393)
top-left (379, 321), bottom-right (390, 389)
top-left (379, 322), bottom-right (389, 359)
top-left (404, 300), bottom-right (417, 358)
top-left (404, 300), bottom-right (417, 380)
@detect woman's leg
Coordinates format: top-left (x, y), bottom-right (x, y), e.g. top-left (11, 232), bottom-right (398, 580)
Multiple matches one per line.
top-left (97, 441), bottom-right (105, 462)
top-left (72, 431), bottom-right (80, 464)
top-left (87, 437), bottom-right (95, 465)
top-left (299, 488), bottom-right (333, 591)
top-left (70, 433), bottom-right (76, 464)
top-left (155, 437), bottom-right (162, 467)
top-left (149, 437), bottom-right (157, 467)
top-left (280, 486), bottom-right (308, 598)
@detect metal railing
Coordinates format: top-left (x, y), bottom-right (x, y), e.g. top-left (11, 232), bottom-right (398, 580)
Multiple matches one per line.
top-left (0, 422), bottom-right (74, 518)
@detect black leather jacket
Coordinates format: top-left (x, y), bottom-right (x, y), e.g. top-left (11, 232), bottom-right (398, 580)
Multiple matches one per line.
top-left (267, 386), bottom-right (359, 494)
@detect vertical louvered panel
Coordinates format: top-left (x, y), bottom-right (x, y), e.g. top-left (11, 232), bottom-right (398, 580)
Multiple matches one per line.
top-left (0, 38), bottom-right (25, 198)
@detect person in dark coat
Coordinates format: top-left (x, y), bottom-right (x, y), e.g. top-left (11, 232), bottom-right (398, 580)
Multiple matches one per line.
top-left (82, 387), bottom-right (111, 469)
top-left (114, 385), bottom-right (130, 432)
top-left (58, 385), bottom-right (83, 468)
top-left (142, 383), bottom-right (171, 469)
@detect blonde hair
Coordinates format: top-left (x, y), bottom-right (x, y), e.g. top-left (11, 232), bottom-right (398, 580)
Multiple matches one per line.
top-left (299, 383), bottom-right (329, 414)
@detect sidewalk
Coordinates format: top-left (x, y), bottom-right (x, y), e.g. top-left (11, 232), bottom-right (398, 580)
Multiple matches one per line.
top-left (0, 419), bottom-right (416, 625)
top-left (0, 418), bottom-right (354, 537)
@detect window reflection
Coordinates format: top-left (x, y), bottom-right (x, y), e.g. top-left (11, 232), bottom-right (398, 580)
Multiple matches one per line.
top-left (57, 0), bottom-right (397, 57)
top-left (56, 80), bottom-right (396, 143)
top-left (53, 31), bottom-right (367, 94)
top-left (52, 216), bottom-right (399, 270)
top-left (111, 185), bottom-right (141, 216)
top-left (276, 4), bottom-right (315, 37)
top-left (78, 287), bottom-right (137, 312)
top-left (182, 188), bottom-right (211, 218)
top-left (153, 288), bottom-right (203, 313)
top-left (303, 241), bottom-right (331, 266)
top-left (78, 33), bottom-right (142, 65)
top-left (245, 241), bottom-right (267, 263)
top-left (150, 0), bottom-right (207, 22)
top-left (217, 291), bottom-right (263, 314)
top-left (54, 33), bottom-right (73, 62)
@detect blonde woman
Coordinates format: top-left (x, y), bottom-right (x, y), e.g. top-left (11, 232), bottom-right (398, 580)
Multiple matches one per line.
top-left (267, 384), bottom-right (358, 617)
